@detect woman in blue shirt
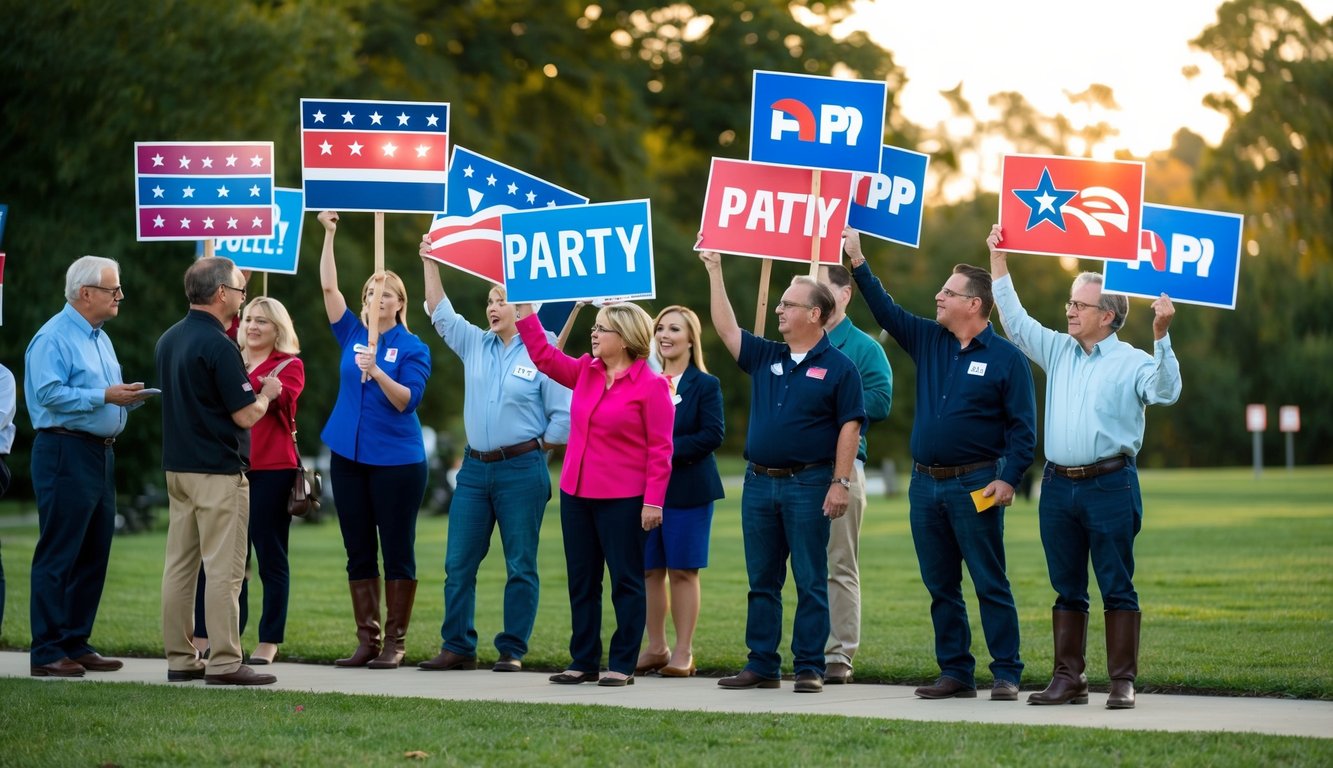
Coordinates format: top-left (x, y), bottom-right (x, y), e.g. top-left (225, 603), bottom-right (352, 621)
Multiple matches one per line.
top-left (317, 211), bottom-right (432, 670)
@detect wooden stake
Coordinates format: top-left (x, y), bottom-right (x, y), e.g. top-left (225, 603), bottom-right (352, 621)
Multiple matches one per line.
top-left (362, 212), bottom-right (387, 383)
top-left (753, 258), bottom-right (773, 336)
top-left (261, 272), bottom-right (269, 297)
top-left (203, 239), bottom-right (215, 258)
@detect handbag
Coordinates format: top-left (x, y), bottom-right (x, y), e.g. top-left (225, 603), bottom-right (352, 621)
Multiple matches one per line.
top-left (265, 357), bottom-right (321, 517)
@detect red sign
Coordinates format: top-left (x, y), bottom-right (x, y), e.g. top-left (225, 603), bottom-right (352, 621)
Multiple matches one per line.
top-left (1246, 404), bottom-right (1267, 432)
top-left (998, 154), bottom-right (1144, 262)
top-left (1279, 405), bottom-right (1300, 433)
top-left (697, 158), bottom-right (852, 265)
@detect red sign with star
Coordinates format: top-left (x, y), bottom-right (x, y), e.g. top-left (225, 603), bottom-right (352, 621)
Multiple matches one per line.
top-left (998, 154), bottom-right (1144, 261)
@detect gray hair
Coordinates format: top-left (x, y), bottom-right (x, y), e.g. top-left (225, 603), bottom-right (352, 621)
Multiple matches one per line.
top-left (184, 256), bottom-right (238, 305)
top-left (789, 276), bottom-right (836, 323)
top-left (1072, 272), bottom-right (1128, 331)
top-left (64, 256), bottom-right (120, 302)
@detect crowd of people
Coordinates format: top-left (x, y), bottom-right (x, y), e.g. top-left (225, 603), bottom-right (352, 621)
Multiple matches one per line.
top-left (6, 216), bottom-right (1180, 709)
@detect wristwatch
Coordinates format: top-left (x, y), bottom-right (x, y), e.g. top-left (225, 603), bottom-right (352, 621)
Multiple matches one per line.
top-left (833, 476), bottom-right (851, 489)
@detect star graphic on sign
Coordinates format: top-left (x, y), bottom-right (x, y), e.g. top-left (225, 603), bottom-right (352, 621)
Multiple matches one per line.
top-left (426, 113), bottom-right (439, 127)
top-left (319, 141), bottom-right (333, 155)
top-left (313, 110), bottom-right (326, 123)
top-left (507, 182), bottom-right (518, 195)
top-left (415, 144), bottom-right (430, 158)
top-left (201, 157), bottom-right (214, 168)
top-left (217, 185), bottom-right (229, 198)
top-left (486, 174), bottom-right (497, 186)
top-left (152, 215), bottom-right (165, 228)
top-left (225, 154), bottom-right (238, 167)
top-left (178, 156), bottom-right (191, 169)
top-left (462, 165), bottom-right (474, 178)
top-left (249, 185), bottom-right (261, 197)
top-left (181, 186), bottom-right (195, 198)
top-left (180, 217), bottom-right (192, 228)
top-left (397, 112), bottom-right (410, 126)
top-left (151, 186), bottom-right (165, 198)
top-left (151, 154), bottom-right (165, 166)
top-left (252, 216), bottom-right (264, 228)
top-left (227, 217), bottom-right (239, 229)
top-left (382, 141), bottom-right (398, 157)
top-left (202, 217), bottom-right (215, 230)
top-left (369, 111), bottom-right (383, 125)
top-left (250, 154), bottom-right (264, 168)
top-left (348, 141), bottom-right (364, 155)
top-left (525, 190), bottom-right (536, 204)
top-left (1012, 167), bottom-right (1077, 232)
top-left (342, 111), bottom-right (355, 124)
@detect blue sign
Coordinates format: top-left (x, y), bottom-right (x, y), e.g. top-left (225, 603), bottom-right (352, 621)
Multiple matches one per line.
top-left (847, 145), bottom-right (929, 248)
top-left (1103, 203), bottom-right (1244, 309)
top-left (749, 70), bottom-right (887, 174)
top-left (0, 203), bottom-right (7, 249)
top-left (197, 188), bottom-right (304, 273)
top-left (502, 200), bottom-right (654, 304)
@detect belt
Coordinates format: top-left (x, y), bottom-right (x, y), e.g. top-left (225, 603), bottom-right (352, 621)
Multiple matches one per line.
top-left (914, 460), bottom-right (996, 480)
top-left (749, 462), bottom-right (829, 478)
top-left (1050, 456), bottom-right (1127, 480)
top-left (39, 426), bottom-right (116, 446)
top-left (466, 438), bottom-right (542, 463)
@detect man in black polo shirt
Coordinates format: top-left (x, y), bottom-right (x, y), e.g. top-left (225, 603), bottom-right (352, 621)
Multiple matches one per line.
top-left (155, 256), bottom-right (281, 686)
top-left (701, 251), bottom-right (865, 694)
top-left (846, 228), bottom-right (1036, 702)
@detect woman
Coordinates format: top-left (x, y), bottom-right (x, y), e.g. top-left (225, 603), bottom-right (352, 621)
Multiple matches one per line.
top-left (318, 210), bottom-right (431, 669)
top-left (635, 306), bottom-right (724, 678)
top-left (515, 302), bottom-right (674, 687)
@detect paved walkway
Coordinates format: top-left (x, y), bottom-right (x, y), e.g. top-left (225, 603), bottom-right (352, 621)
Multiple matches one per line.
top-left (3, 652), bottom-right (1329, 739)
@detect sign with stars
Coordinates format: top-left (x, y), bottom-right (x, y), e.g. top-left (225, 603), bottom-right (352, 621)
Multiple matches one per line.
top-left (134, 141), bottom-right (275, 241)
top-left (998, 154), bottom-right (1144, 262)
top-left (300, 97), bottom-right (449, 214)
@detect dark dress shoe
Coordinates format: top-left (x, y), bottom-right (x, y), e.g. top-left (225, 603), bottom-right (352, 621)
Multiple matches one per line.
top-left (597, 675), bottom-right (635, 687)
top-left (914, 676), bottom-right (978, 699)
top-left (167, 667), bottom-right (207, 682)
top-left (492, 655), bottom-right (522, 672)
top-left (31, 658), bottom-right (86, 678)
top-left (825, 661), bottom-right (853, 684)
top-left (718, 669), bottom-right (781, 689)
top-left (794, 671), bottom-right (824, 693)
top-left (73, 653), bottom-right (123, 672)
top-left (549, 670), bottom-right (599, 684)
top-left (418, 650), bottom-right (478, 671)
top-left (991, 680), bottom-right (1020, 701)
top-left (205, 665), bottom-right (277, 686)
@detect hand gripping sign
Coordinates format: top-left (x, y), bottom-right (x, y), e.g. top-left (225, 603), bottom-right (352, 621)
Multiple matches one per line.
top-left (999, 154), bottom-right (1144, 262)
top-left (1103, 203), bottom-right (1244, 309)
top-left (502, 200), bottom-right (654, 304)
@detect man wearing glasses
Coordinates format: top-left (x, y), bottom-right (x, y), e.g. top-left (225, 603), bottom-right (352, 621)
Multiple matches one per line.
top-left (25, 256), bottom-right (153, 677)
top-left (845, 227), bottom-right (1036, 702)
top-left (988, 225), bottom-right (1180, 710)
top-left (156, 256), bottom-right (282, 686)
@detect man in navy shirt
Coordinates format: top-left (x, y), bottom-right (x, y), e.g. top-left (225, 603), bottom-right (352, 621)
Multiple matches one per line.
top-left (846, 228), bottom-right (1036, 702)
top-left (701, 250), bottom-right (865, 694)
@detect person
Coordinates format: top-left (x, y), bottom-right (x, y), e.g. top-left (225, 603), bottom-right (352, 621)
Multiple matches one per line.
top-left (634, 305), bottom-right (725, 678)
top-left (157, 256), bottom-right (281, 686)
top-left (24, 256), bottom-right (152, 678)
top-left (988, 225), bottom-right (1181, 710)
top-left (701, 251), bottom-right (865, 694)
top-left (817, 264), bottom-right (894, 684)
top-left (318, 210), bottom-right (432, 669)
top-left (514, 300), bottom-right (673, 687)
top-left (846, 228), bottom-right (1036, 702)
top-left (0, 364), bottom-right (14, 636)
top-left (418, 238), bottom-right (571, 673)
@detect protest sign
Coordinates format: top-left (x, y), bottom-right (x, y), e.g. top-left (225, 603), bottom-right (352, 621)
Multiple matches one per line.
top-left (135, 141), bottom-right (275, 241)
top-left (502, 200), bottom-right (654, 304)
top-left (999, 154), bottom-right (1144, 261)
top-left (198, 188), bottom-right (304, 273)
top-left (749, 70), bottom-right (887, 174)
top-left (848, 144), bottom-right (929, 248)
top-left (1103, 203), bottom-right (1244, 309)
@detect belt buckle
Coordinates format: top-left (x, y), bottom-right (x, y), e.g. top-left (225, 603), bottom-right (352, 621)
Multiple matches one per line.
top-left (1067, 465), bottom-right (1090, 480)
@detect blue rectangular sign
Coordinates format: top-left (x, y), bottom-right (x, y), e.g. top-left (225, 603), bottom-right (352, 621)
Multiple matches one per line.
top-left (749, 70), bottom-right (887, 174)
top-left (197, 188), bottom-right (304, 273)
top-left (0, 203), bottom-right (8, 249)
top-left (502, 200), bottom-right (654, 304)
top-left (1103, 203), bottom-right (1244, 309)
top-left (847, 145), bottom-right (929, 248)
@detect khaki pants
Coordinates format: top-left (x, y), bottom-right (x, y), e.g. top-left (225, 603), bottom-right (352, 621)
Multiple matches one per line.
top-left (162, 472), bottom-right (250, 674)
top-left (825, 460), bottom-right (867, 665)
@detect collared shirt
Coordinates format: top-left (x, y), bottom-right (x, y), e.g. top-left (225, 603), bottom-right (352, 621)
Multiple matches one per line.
top-left (430, 297), bottom-right (570, 451)
top-left (993, 274), bottom-right (1182, 466)
top-left (0, 364), bottom-right (16, 454)
top-left (737, 330), bottom-right (866, 469)
top-left (24, 303), bottom-right (130, 438)
top-left (853, 263), bottom-right (1036, 487)
top-left (826, 315), bottom-right (893, 462)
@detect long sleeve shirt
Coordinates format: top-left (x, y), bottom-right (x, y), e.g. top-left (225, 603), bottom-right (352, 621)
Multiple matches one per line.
top-left (24, 303), bottom-right (131, 438)
top-left (826, 315), bottom-right (893, 462)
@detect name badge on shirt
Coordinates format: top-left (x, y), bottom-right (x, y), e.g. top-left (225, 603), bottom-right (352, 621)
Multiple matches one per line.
top-left (806, 366), bottom-right (827, 380)
top-left (672, 393), bottom-right (683, 406)
top-left (968, 361), bottom-right (988, 377)
top-left (770, 362), bottom-right (784, 376)
top-left (385, 348), bottom-right (399, 363)
top-left (513, 364), bottom-right (537, 381)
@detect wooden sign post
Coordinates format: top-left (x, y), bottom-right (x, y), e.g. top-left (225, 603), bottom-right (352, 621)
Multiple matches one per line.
top-left (362, 211), bottom-right (387, 383)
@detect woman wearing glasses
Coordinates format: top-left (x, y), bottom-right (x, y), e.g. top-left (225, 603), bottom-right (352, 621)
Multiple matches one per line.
top-left (317, 210), bottom-right (432, 669)
top-left (515, 301), bottom-right (674, 687)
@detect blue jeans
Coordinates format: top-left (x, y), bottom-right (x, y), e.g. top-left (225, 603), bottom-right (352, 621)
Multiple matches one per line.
top-left (908, 465), bottom-right (1022, 686)
top-left (1039, 460), bottom-right (1143, 613)
top-left (559, 492), bottom-right (647, 675)
top-left (740, 464), bottom-right (832, 678)
top-left (441, 451), bottom-right (550, 658)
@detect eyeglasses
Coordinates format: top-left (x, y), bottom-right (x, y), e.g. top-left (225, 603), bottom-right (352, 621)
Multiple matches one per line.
top-left (589, 324), bottom-right (620, 335)
top-left (84, 285), bottom-right (124, 298)
top-left (1065, 299), bottom-right (1105, 313)
top-left (940, 287), bottom-right (977, 300)
top-left (776, 300), bottom-right (814, 311)
top-left (221, 284), bottom-right (248, 299)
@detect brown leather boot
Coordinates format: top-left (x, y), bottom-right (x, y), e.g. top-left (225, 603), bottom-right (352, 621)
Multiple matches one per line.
top-left (1027, 609), bottom-right (1089, 705)
top-left (368, 579), bottom-right (417, 669)
top-left (334, 578), bottom-right (382, 667)
top-left (1105, 609), bottom-right (1141, 709)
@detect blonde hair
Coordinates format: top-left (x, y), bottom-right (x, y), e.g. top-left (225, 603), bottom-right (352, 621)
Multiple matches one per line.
top-left (360, 271), bottom-right (410, 332)
top-left (243, 296), bottom-right (301, 354)
top-left (598, 303), bottom-right (653, 361)
top-left (653, 305), bottom-right (708, 374)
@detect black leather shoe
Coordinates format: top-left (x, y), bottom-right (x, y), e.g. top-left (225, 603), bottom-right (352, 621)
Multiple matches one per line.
top-left (914, 676), bottom-right (977, 699)
top-left (418, 650), bottom-right (478, 671)
top-left (492, 655), bottom-right (522, 672)
top-left (793, 671), bottom-right (824, 693)
top-left (825, 661), bottom-right (853, 684)
top-left (168, 667), bottom-right (206, 682)
top-left (31, 658), bottom-right (86, 678)
top-left (72, 653), bottom-right (123, 672)
top-left (718, 669), bottom-right (781, 689)
top-left (205, 665), bottom-right (277, 686)
top-left (549, 670), bottom-right (599, 684)
top-left (991, 680), bottom-right (1020, 701)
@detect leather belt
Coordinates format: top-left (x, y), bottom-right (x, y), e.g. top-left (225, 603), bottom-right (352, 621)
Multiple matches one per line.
top-left (466, 438), bottom-right (541, 463)
top-left (914, 460), bottom-right (996, 480)
top-left (749, 462), bottom-right (829, 478)
top-left (39, 426), bottom-right (116, 446)
top-left (1050, 456), bottom-right (1127, 480)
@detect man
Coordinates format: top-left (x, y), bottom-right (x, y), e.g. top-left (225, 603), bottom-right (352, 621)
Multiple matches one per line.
top-left (701, 250), bottom-right (865, 694)
top-left (156, 256), bottom-right (281, 686)
top-left (846, 228), bottom-right (1036, 701)
top-left (988, 224), bottom-right (1181, 710)
top-left (24, 256), bottom-right (152, 677)
top-left (817, 264), bottom-right (893, 684)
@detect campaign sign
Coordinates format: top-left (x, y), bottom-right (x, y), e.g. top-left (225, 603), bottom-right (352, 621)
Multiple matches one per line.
top-left (848, 144), bottom-right (929, 248)
top-left (135, 142), bottom-right (275, 241)
top-left (749, 70), bottom-right (887, 174)
top-left (1103, 203), bottom-right (1244, 309)
top-left (998, 154), bottom-right (1144, 261)
top-left (0, 203), bottom-right (7, 248)
top-left (196, 188), bottom-right (304, 273)
top-left (697, 158), bottom-right (852, 265)
top-left (502, 200), bottom-right (654, 304)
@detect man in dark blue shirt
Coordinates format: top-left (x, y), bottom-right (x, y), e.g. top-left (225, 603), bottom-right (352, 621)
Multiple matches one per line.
top-left (846, 228), bottom-right (1036, 702)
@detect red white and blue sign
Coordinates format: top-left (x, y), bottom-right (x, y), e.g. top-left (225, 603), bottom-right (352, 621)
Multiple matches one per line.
top-left (848, 144), bottom-right (930, 248)
top-left (198, 188), bottom-right (305, 274)
top-left (749, 70), bottom-right (887, 175)
top-left (426, 146), bottom-right (588, 285)
top-left (300, 98), bottom-right (449, 214)
top-left (502, 200), bottom-right (654, 304)
top-left (134, 141), bottom-right (275, 241)
top-left (999, 154), bottom-right (1144, 262)
top-left (697, 158), bottom-right (852, 265)
top-left (1103, 203), bottom-right (1244, 310)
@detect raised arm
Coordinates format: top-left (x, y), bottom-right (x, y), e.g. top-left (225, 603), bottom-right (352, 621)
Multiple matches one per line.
top-left (318, 211), bottom-right (348, 324)
top-left (420, 233), bottom-right (445, 314)
top-left (699, 250), bottom-right (741, 360)
top-left (986, 223), bottom-right (1009, 279)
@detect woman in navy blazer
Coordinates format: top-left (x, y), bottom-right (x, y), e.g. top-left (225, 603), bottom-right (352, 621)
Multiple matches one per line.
top-left (637, 305), bottom-right (725, 678)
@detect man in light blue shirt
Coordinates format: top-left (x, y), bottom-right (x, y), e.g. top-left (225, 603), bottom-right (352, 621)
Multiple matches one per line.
top-left (989, 225), bottom-right (1181, 711)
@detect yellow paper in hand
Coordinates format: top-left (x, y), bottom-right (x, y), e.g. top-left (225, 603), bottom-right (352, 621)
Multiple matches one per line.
top-left (970, 487), bottom-right (997, 513)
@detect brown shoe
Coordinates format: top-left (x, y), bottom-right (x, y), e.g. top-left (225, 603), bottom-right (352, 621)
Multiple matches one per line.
top-left (914, 676), bottom-right (977, 699)
top-left (1105, 609), bottom-right (1141, 710)
top-left (794, 671), bottom-right (824, 693)
top-left (635, 649), bottom-right (670, 674)
top-left (72, 653), bottom-right (124, 672)
top-left (31, 658), bottom-right (86, 678)
top-left (205, 665), bottom-right (277, 686)
top-left (825, 661), bottom-right (853, 684)
top-left (335, 577), bottom-right (383, 668)
top-left (991, 680), bottom-right (1020, 701)
top-left (659, 656), bottom-right (696, 677)
top-left (492, 655), bottom-right (522, 672)
top-left (718, 669), bottom-right (781, 689)
top-left (1028, 609), bottom-right (1090, 706)
top-left (368, 579), bottom-right (417, 669)
top-left (418, 649), bottom-right (478, 671)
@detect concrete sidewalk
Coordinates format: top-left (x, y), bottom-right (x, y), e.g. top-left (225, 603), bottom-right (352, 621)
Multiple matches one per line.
top-left (3, 652), bottom-right (1329, 739)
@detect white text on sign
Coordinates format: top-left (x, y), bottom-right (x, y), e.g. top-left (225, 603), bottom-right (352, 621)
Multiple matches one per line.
top-left (769, 99), bottom-right (863, 146)
top-left (1132, 234), bottom-right (1214, 277)
top-left (717, 188), bottom-right (844, 238)
top-left (852, 173), bottom-right (917, 215)
top-left (504, 226), bottom-right (644, 280)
